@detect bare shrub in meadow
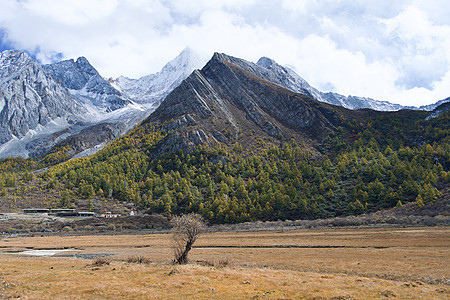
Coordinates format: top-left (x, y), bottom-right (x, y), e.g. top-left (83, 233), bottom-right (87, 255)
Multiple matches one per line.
top-left (172, 213), bottom-right (205, 264)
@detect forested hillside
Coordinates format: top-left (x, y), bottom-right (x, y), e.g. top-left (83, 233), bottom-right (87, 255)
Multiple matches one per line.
top-left (40, 107), bottom-right (449, 223)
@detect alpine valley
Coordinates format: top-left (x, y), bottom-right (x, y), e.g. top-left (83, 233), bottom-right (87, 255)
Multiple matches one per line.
top-left (0, 49), bottom-right (448, 224)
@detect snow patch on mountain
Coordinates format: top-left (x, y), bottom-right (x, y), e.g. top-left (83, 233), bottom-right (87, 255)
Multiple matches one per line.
top-left (71, 142), bottom-right (107, 159)
top-left (0, 116), bottom-right (75, 158)
top-left (0, 97), bottom-right (5, 113)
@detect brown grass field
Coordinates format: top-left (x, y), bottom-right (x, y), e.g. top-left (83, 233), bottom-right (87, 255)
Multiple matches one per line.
top-left (0, 226), bottom-right (449, 299)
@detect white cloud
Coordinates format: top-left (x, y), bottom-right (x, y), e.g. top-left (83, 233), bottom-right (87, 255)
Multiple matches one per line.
top-left (287, 35), bottom-right (400, 99)
top-left (167, 0), bottom-right (256, 17)
top-left (23, 0), bottom-right (118, 25)
top-left (281, 0), bottom-right (309, 13)
top-left (377, 5), bottom-right (450, 104)
top-left (432, 71), bottom-right (450, 98)
top-left (0, 0), bottom-right (448, 107)
top-left (392, 70), bottom-right (450, 106)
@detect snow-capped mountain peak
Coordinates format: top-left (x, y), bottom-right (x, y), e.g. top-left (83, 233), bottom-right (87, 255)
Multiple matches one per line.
top-left (0, 50), bottom-right (33, 76)
top-left (163, 47), bottom-right (205, 74)
top-left (114, 48), bottom-right (208, 107)
top-left (256, 57), bottom-right (320, 99)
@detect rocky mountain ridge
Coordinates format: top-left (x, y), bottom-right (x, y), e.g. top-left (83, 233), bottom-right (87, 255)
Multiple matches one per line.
top-left (43, 57), bottom-right (131, 113)
top-left (0, 48), bottom-right (448, 160)
top-left (145, 52), bottom-right (450, 158)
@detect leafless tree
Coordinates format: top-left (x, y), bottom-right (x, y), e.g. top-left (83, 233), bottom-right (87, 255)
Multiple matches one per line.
top-left (171, 213), bottom-right (206, 264)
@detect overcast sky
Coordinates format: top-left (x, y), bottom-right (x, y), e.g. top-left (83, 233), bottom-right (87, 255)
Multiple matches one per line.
top-left (0, 0), bottom-right (449, 107)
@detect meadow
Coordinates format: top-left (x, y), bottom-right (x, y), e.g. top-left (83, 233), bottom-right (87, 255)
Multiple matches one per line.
top-left (0, 226), bottom-right (448, 299)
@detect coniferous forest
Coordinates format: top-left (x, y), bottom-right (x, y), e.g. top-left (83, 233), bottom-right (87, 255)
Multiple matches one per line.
top-left (17, 107), bottom-right (444, 224)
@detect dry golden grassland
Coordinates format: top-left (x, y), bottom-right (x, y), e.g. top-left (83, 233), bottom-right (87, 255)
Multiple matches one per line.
top-left (0, 227), bottom-right (449, 299)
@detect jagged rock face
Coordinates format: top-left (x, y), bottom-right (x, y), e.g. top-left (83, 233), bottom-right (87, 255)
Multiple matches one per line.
top-left (0, 50), bottom-right (85, 144)
top-left (44, 57), bottom-right (130, 112)
top-left (148, 53), bottom-right (339, 154)
top-left (56, 122), bottom-right (123, 157)
top-left (115, 48), bottom-right (206, 107)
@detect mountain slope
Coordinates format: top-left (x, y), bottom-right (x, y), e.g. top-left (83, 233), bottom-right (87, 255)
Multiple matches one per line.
top-left (256, 57), bottom-right (416, 111)
top-left (44, 57), bottom-right (131, 113)
top-left (114, 48), bottom-right (207, 108)
top-left (146, 52), bottom-right (345, 156)
top-left (419, 97), bottom-right (450, 111)
top-left (38, 49), bottom-right (208, 161)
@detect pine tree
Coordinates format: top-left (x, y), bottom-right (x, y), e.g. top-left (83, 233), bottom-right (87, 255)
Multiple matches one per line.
top-left (415, 194), bottom-right (425, 209)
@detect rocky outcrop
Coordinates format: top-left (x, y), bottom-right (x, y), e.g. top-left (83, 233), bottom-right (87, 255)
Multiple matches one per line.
top-left (55, 122), bottom-right (123, 157)
top-left (203, 53), bottom-right (336, 134)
